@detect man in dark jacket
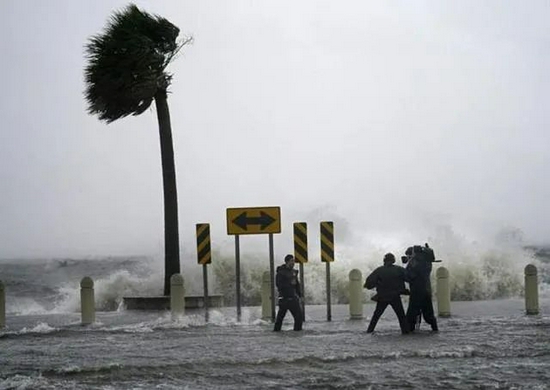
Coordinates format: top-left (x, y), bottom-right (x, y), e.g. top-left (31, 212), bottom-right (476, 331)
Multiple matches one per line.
top-left (364, 253), bottom-right (409, 334)
top-left (404, 245), bottom-right (438, 332)
top-left (273, 254), bottom-right (303, 331)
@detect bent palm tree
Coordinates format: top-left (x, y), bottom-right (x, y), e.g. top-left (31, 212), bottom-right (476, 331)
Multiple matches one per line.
top-left (84, 4), bottom-right (191, 295)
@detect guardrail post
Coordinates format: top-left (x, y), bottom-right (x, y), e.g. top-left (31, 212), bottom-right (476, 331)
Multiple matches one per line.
top-left (436, 267), bottom-right (451, 317)
top-left (171, 274), bottom-right (185, 319)
top-left (525, 264), bottom-right (539, 315)
top-left (80, 277), bottom-right (95, 325)
top-left (349, 269), bottom-right (363, 320)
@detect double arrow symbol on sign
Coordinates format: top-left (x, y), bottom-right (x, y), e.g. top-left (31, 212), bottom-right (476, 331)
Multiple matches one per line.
top-left (232, 211), bottom-right (276, 231)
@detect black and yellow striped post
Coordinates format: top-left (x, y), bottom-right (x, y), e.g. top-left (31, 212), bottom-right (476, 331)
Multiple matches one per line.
top-left (196, 223), bottom-right (212, 322)
top-left (320, 221), bottom-right (334, 321)
top-left (293, 222), bottom-right (308, 319)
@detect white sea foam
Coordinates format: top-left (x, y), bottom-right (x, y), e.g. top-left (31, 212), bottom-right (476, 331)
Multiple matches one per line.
top-left (211, 224), bottom-right (545, 304)
top-left (419, 346), bottom-right (476, 358)
top-left (51, 269), bottom-right (164, 313)
top-left (0, 322), bottom-right (58, 336)
top-left (98, 309), bottom-right (263, 333)
top-left (3, 225), bottom-right (546, 317)
top-left (18, 322), bottom-right (58, 334)
top-left (5, 297), bottom-right (51, 316)
top-left (0, 375), bottom-right (51, 390)
top-left (19, 322), bottom-right (58, 334)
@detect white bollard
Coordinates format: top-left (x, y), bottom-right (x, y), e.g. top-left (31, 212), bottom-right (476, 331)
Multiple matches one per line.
top-left (0, 280), bottom-right (5, 329)
top-left (80, 277), bottom-right (95, 325)
top-left (349, 269), bottom-right (363, 320)
top-left (170, 273), bottom-right (185, 320)
top-left (525, 264), bottom-right (539, 315)
top-left (436, 267), bottom-right (451, 317)
top-left (261, 271), bottom-right (272, 321)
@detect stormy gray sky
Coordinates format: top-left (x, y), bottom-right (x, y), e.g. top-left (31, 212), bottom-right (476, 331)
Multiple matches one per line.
top-left (1, 1), bottom-right (549, 259)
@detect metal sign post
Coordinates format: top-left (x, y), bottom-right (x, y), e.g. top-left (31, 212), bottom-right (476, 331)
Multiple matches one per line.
top-left (203, 264), bottom-right (209, 322)
top-left (227, 207), bottom-right (281, 323)
top-left (269, 233), bottom-right (275, 322)
top-left (320, 221), bottom-right (334, 322)
top-left (325, 262), bottom-right (331, 321)
top-left (235, 235), bottom-right (241, 322)
top-left (196, 223), bottom-right (212, 322)
top-left (293, 222), bottom-right (308, 320)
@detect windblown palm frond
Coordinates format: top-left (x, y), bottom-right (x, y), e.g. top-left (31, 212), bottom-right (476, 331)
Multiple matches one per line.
top-left (84, 3), bottom-right (191, 122)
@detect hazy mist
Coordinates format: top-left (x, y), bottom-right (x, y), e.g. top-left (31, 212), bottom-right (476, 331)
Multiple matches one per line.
top-left (1, 1), bottom-right (549, 260)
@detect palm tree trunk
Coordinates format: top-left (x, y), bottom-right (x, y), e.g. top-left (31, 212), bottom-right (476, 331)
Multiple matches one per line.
top-left (155, 90), bottom-right (180, 296)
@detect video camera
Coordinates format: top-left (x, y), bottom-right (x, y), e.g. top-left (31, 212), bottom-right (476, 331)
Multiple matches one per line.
top-left (401, 243), bottom-right (441, 264)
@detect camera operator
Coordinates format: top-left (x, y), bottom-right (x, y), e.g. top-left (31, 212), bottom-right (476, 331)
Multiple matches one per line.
top-left (403, 244), bottom-right (439, 332)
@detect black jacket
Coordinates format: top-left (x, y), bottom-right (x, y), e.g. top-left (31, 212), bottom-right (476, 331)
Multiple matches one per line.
top-left (276, 265), bottom-right (302, 299)
top-left (364, 264), bottom-right (407, 302)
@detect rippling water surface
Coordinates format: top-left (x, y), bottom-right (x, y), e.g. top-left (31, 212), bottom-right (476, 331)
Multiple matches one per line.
top-left (1, 300), bottom-right (549, 389)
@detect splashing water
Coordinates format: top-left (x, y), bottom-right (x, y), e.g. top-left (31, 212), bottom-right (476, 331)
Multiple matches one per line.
top-left (211, 225), bottom-right (548, 305)
top-left (1, 226), bottom-right (548, 314)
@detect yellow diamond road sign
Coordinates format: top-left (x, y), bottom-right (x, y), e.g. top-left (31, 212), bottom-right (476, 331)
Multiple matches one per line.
top-left (226, 207), bottom-right (281, 235)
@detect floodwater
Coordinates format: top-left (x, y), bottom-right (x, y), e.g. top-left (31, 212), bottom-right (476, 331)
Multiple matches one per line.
top-left (1, 299), bottom-right (549, 389)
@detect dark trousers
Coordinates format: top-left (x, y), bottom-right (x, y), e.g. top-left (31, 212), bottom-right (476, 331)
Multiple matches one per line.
top-left (274, 297), bottom-right (303, 331)
top-left (406, 291), bottom-right (438, 331)
top-left (367, 297), bottom-right (409, 334)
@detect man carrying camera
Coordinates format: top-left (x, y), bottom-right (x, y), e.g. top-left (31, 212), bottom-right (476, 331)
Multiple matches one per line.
top-left (403, 244), bottom-right (439, 332)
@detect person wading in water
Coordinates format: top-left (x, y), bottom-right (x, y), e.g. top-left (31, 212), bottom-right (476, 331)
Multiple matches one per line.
top-left (364, 253), bottom-right (410, 334)
top-left (273, 254), bottom-right (303, 331)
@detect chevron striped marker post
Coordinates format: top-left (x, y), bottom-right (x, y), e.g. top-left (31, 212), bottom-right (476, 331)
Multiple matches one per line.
top-left (320, 221), bottom-right (335, 322)
top-left (294, 222), bottom-right (308, 320)
top-left (196, 223), bottom-right (212, 322)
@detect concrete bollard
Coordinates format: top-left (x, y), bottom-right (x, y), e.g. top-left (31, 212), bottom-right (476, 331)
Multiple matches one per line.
top-left (349, 269), bottom-right (363, 320)
top-left (436, 267), bottom-right (451, 317)
top-left (170, 273), bottom-right (185, 319)
top-left (261, 271), bottom-right (272, 321)
top-left (80, 277), bottom-right (95, 325)
top-left (0, 280), bottom-right (5, 329)
top-left (525, 264), bottom-right (539, 315)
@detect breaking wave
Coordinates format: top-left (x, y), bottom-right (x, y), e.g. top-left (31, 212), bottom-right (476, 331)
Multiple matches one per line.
top-left (212, 226), bottom-right (550, 304)
top-left (1, 226), bottom-right (549, 315)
